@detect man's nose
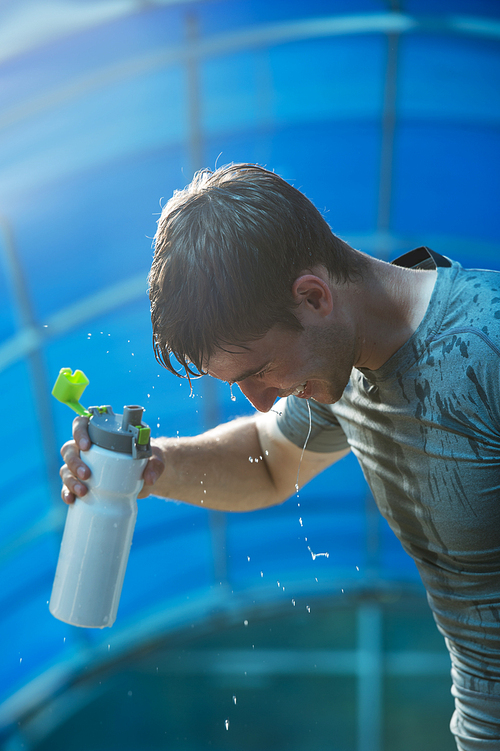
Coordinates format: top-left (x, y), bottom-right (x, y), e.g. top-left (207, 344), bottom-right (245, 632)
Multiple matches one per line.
top-left (237, 380), bottom-right (279, 412)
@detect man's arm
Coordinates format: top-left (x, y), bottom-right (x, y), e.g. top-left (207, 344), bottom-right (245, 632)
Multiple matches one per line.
top-left (60, 410), bottom-right (349, 512)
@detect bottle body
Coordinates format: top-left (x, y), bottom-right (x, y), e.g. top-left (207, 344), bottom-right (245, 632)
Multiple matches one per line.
top-left (50, 445), bottom-right (147, 628)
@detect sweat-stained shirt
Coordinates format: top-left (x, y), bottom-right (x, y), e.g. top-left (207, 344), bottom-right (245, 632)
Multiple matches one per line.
top-left (276, 247), bottom-right (500, 690)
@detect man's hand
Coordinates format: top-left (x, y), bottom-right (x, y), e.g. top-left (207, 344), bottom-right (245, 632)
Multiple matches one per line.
top-left (138, 444), bottom-right (165, 498)
top-left (59, 415), bottom-right (165, 504)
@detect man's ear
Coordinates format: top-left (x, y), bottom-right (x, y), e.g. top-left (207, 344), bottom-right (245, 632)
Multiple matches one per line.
top-left (291, 274), bottom-right (333, 318)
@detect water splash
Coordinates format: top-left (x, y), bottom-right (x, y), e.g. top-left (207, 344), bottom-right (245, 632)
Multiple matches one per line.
top-left (307, 546), bottom-right (329, 561)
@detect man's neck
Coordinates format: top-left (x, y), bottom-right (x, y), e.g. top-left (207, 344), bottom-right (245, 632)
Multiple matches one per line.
top-left (351, 256), bottom-right (437, 371)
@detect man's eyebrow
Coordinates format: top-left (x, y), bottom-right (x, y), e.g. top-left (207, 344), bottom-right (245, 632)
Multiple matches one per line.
top-left (232, 361), bottom-right (271, 383)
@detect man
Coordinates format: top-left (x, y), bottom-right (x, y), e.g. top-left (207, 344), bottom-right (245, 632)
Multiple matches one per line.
top-left (61, 163), bottom-right (500, 749)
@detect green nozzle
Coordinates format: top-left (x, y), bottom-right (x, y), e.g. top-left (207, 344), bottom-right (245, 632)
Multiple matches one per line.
top-left (52, 368), bottom-right (91, 417)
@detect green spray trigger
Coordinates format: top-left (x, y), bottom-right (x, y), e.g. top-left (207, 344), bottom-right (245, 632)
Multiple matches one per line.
top-left (52, 368), bottom-right (91, 417)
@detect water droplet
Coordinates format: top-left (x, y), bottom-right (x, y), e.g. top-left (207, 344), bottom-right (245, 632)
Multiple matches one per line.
top-left (225, 719), bottom-right (230, 730)
top-left (292, 599), bottom-right (296, 606)
top-left (243, 620), bottom-right (249, 626)
top-left (229, 383), bottom-right (236, 401)
top-left (247, 556), bottom-right (251, 562)
top-left (299, 517), bottom-right (303, 527)
top-left (128, 690), bottom-right (133, 697)
top-left (233, 695), bottom-right (237, 705)
top-left (306, 605), bottom-right (311, 613)
top-left (260, 571), bottom-right (263, 577)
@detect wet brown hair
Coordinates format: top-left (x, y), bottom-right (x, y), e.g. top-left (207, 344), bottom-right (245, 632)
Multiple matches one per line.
top-left (149, 163), bottom-right (367, 378)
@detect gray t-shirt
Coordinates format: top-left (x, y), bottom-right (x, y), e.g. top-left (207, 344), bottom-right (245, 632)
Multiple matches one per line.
top-left (277, 249), bottom-right (500, 687)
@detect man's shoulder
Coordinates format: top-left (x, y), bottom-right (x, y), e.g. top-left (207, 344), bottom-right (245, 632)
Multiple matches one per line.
top-left (446, 264), bottom-right (500, 339)
top-left (452, 263), bottom-right (500, 294)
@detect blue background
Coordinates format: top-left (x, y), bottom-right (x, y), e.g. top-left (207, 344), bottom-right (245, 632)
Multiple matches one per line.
top-left (0, 0), bottom-right (499, 747)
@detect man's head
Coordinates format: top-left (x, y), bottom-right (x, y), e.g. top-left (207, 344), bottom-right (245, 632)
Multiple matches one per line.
top-left (149, 163), bottom-right (367, 378)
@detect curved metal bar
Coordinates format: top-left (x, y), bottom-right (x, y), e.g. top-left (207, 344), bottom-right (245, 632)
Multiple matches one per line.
top-left (0, 271), bottom-right (148, 373)
top-left (0, 217), bottom-right (61, 504)
top-left (1, 12), bottom-right (499, 132)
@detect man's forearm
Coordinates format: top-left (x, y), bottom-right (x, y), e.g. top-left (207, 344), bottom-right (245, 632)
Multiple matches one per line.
top-left (150, 416), bottom-right (286, 512)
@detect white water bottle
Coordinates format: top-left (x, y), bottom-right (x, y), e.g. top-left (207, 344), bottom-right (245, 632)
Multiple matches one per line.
top-left (50, 392), bottom-right (152, 629)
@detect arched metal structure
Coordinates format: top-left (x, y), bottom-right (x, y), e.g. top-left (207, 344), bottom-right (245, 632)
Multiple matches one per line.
top-left (0, 1), bottom-right (499, 748)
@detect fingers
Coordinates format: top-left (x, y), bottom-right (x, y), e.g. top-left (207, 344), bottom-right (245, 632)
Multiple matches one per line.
top-left (138, 444), bottom-right (165, 499)
top-left (72, 415), bottom-right (91, 451)
top-left (60, 416), bottom-right (91, 505)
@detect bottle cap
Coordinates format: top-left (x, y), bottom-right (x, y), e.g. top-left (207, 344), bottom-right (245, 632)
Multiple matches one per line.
top-left (52, 368), bottom-right (152, 459)
top-left (87, 405), bottom-right (152, 459)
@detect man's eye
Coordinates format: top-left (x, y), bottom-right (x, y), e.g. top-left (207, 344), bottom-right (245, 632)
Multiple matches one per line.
top-left (255, 371), bottom-right (267, 380)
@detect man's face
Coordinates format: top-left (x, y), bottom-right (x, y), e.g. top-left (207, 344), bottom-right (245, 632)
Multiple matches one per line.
top-left (206, 319), bottom-right (357, 413)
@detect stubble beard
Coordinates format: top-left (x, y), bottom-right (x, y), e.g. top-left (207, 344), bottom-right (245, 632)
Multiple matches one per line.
top-left (305, 320), bottom-right (356, 405)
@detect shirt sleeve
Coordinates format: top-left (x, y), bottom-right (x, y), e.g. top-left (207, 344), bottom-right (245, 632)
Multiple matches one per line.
top-left (275, 397), bottom-right (350, 453)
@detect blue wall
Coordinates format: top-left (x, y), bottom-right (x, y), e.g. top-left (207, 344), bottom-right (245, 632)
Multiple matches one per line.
top-left (0, 0), bottom-right (499, 741)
